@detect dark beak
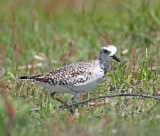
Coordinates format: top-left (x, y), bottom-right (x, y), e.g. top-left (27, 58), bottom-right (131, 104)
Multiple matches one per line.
top-left (112, 55), bottom-right (121, 63)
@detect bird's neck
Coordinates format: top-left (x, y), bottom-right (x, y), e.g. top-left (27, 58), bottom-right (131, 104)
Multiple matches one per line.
top-left (98, 56), bottom-right (110, 74)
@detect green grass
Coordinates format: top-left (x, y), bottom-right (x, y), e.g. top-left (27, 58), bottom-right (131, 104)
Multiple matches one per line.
top-left (0, 0), bottom-right (160, 135)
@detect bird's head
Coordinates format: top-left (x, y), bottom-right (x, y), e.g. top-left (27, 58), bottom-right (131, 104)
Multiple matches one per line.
top-left (99, 45), bottom-right (121, 63)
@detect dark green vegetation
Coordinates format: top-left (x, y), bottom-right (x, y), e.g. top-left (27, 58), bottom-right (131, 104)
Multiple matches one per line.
top-left (0, 0), bottom-right (160, 135)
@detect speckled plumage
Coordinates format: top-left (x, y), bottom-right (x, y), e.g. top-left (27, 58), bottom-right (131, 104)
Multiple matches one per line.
top-left (19, 45), bottom-right (120, 102)
top-left (20, 60), bottom-right (104, 93)
top-left (30, 60), bottom-right (104, 84)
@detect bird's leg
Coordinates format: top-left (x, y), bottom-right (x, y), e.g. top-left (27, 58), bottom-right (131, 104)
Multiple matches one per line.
top-left (51, 92), bottom-right (57, 98)
top-left (51, 92), bottom-right (68, 106)
top-left (74, 93), bottom-right (80, 103)
top-left (51, 92), bottom-right (74, 114)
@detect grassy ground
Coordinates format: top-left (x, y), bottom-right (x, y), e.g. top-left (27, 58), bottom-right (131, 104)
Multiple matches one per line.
top-left (0, 0), bottom-right (160, 135)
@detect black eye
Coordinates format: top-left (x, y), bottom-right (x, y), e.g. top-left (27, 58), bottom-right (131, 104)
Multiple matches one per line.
top-left (104, 50), bottom-right (109, 54)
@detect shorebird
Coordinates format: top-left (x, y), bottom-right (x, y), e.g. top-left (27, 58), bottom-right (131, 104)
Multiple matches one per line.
top-left (19, 44), bottom-right (120, 103)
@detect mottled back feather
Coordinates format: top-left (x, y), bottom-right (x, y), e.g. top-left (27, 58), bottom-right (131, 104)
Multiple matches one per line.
top-left (27, 60), bottom-right (103, 86)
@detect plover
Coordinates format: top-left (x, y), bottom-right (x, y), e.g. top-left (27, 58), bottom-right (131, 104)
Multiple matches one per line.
top-left (19, 45), bottom-right (120, 102)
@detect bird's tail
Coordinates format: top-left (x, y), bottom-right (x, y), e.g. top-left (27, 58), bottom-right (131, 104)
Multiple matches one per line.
top-left (19, 76), bottom-right (30, 80)
top-left (18, 76), bottom-right (35, 82)
top-left (18, 74), bottom-right (48, 83)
